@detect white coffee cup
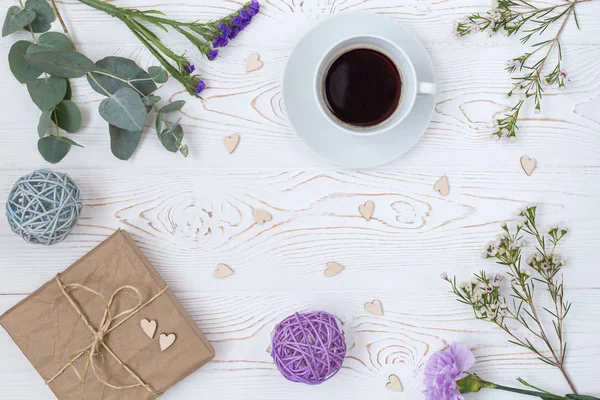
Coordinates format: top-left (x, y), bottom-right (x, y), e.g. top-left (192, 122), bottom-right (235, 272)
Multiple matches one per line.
top-left (315, 35), bottom-right (436, 136)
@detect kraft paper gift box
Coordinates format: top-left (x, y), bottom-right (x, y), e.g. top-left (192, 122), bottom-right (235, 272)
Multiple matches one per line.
top-left (0, 229), bottom-right (214, 399)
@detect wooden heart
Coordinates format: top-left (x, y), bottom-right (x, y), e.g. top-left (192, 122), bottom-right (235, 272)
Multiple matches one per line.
top-left (214, 263), bottom-right (234, 279)
top-left (364, 299), bottom-right (383, 316)
top-left (246, 53), bottom-right (263, 72)
top-left (224, 134), bottom-right (240, 153)
top-left (140, 319), bottom-right (157, 339)
top-left (520, 155), bottom-right (536, 176)
top-left (159, 333), bottom-right (176, 352)
top-left (434, 175), bottom-right (450, 196)
top-left (386, 374), bottom-right (404, 392)
top-left (359, 200), bottom-right (374, 221)
top-left (324, 261), bottom-right (344, 277)
top-left (253, 209), bottom-right (272, 225)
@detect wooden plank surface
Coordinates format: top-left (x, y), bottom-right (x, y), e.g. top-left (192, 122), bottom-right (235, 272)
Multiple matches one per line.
top-left (1, 0), bottom-right (599, 398)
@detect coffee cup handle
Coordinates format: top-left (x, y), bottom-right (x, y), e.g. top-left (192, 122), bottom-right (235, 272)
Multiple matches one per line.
top-left (418, 82), bottom-right (436, 95)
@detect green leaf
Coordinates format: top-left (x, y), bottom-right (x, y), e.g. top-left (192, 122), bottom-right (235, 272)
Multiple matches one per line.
top-left (24, 0), bottom-right (55, 33)
top-left (8, 41), bottom-right (42, 83)
top-left (2, 6), bottom-right (36, 37)
top-left (37, 110), bottom-right (53, 138)
top-left (24, 50), bottom-right (96, 78)
top-left (159, 100), bottom-right (186, 114)
top-left (148, 66), bottom-right (168, 83)
top-left (155, 112), bottom-right (163, 134)
top-left (26, 32), bottom-right (73, 54)
top-left (56, 136), bottom-right (83, 147)
top-left (99, 87), bottom-right (147, 132)
top-left (109, 124), bottom-right (142, 161)
top-left (179, 144), bottom-right (189, 157)
top-left (87, 56), bottom-right (157, 97)
top-left (52, 100), bottom-right (81, 133)
top-left (38, 135), bottom-right (70, 163)
top-left (159, 123), bottom-right (184, 152)
top-left (142, 95), bottom-right (161, 106)
top-left (64, 79), bottom-right (72, 100)
top-left (27, 76), bottom-right (67, 111)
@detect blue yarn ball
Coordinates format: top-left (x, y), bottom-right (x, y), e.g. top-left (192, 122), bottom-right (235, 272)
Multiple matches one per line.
top-left (6, 169), bottom-right (83, 245)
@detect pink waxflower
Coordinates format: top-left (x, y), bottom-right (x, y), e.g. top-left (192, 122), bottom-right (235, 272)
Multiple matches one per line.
top-left (424, 343), bottom-right (475, 400)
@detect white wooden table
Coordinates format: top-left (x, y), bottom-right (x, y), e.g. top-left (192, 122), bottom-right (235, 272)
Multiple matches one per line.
top-left (1, 0), bottom-right (599, 399)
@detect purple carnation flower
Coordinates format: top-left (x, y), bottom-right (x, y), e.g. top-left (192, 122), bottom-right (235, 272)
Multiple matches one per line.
top-left (184, 64), bottom-right (196, 74)
top-left (424, 344), bottom-right (475, 400)
top-left (195, 80), bottom-right (206, 94)
top-left (208, 49), bottom-right (219, 60)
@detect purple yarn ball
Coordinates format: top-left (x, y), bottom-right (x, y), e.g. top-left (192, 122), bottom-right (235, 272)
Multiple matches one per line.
top-left (271, 311), bottom-right (346, 385)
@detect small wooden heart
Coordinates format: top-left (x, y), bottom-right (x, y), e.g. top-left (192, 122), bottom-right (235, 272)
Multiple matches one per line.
top-left (224, 134), bottom-right (240, 154)
top-left (140, 319), bottom-right (157, 339)
top-left (359, 200), bottom-right (374, 221)
top-left (364, 299), bottom-right (384, 316)
top-left (386, 374), bottom-right (404, 392)
top-left (324, 261), bottom-right (344, 277)
top-left (214, 263), bottom-right (234, 279)
top-left (159, 333), bottom-right (176, 352)
top-left (434, 175), bottom-right (450, 196)
top-left (253, 209), bottom-right (272, 225)
top-left (246, 53), bottom-right (263, 72)
top-left (520, 155), bottom-right (536, 176)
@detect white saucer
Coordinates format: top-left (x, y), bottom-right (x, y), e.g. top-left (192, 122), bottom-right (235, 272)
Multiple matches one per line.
top-left (283, 13), bottom-right (436, 168)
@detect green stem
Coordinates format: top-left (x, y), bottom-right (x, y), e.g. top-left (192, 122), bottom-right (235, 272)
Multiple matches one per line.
top-left (487, 382), bottom-right (568, 399)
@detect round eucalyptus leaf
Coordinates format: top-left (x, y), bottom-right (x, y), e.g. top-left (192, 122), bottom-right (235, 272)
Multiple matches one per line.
top-left (26, 32), bottom-right (73, 54)
top-left (99, 87), bottom-right (147, 132)
top-left (27, 76), bottom-right (67, 111)
top-left (155, 112), bottom-right (164, 134)
top-left (159, 123), bottom-right (184, 153)
top-left (148, 66), bottom-right (168, 84)
top-left (37, 110), bottom-right (53, 138)
top-left (87, 56), bottom-right (157, 97)
top-left (109, 124), bottom-right (142, 161)
top-left (24, 0), bottom-right (55, 33)
top-left (8, 41), bottom-right (42, 83)
top-left (2, 6), bottom-right (36, 37)
top-left (159, 100), bottom-right (186, 114)
top-left (38, 135), bottom-right (70, 164)
top-left (52, 100), bottom-right (82, 133)
top-left (24, 50), bottom-right (96, 78)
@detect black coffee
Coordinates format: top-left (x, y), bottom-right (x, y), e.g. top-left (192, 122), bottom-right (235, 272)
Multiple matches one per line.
top-left (324, 48), bottom-right (402, 127)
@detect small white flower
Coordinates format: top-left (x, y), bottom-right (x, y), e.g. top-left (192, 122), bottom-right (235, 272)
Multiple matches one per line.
top-left (552, 255), bottom-right (560, 264)
top-left (495, 273), bottom-right (504, 282)
top-left (491, 0), bottom-right (499, 8)
top-left (535, 254), bottom-right (543, 262)
top-left (481, 252), bottom-right (489, 259)
top-left (489, 10), bottom-right (501, 20)
top-left (440, 272), bottom-right (448, 280)
top-left (490, 303), bottom-right (498, 311)
top-left (501, 128), bottom-right (509, 136)
top-left (549, 225), bottom-right (558, 233)
top-left (500, 302), bottom-right (508, 310)
top-left (526, 269), bottom-right (534, 277)
top-left (509, 135), bottom-right (516, 142)
top-left (558, 84), bottom-right (566, 91)
top-left (460, 282), bottom-right (469, 289)
top-left (471, 277), bottom-right (478, 285)
top-left (500, 27), bottom-right (509, 36)
top-left (534, 108), bottom-right (541, 115)
top-left (526, 256), bottom-right (533, 265)
top-left (561, 227), bottom-right (568, 234)
top-left (491, 134), bottom-right (501, 141)
top-left (500, 221), bottom-right (507, 228)
top-left (520, 93), bottom-right (527, 101)
top-left (453, 31), bottom-right (461, 39)
top-left (516, 220), bottom-right (524, 228)
top-left (500, 309), bottom-right (508, 316)
top-left (560, 258), bottom-right (567, 266)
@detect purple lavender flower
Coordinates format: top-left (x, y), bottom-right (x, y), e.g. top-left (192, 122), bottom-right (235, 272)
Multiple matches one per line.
top-left (424, 344), bottom-right (475, 400)
top-left (248, 0), bottom-right (260, 15)
top-left (231, 16), bottom-right (248, 28)
top-left (208, 49), bottom-right (219, 60)
top-left (212, 34), bottom-right (228, 48)
top-left (184, 64), bottom-right (196, 74)
top-left (229, 27), bottom-right (240, 39)
top-left (195, 80), bottom-right (206, 94)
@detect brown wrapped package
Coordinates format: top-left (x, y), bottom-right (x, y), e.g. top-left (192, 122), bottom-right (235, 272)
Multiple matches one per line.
top-left (0, 229), bottom-right (214, 399)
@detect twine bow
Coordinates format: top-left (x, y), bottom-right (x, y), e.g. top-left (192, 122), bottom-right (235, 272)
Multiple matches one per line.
top-left (46, 274), bottom-right (168, 398)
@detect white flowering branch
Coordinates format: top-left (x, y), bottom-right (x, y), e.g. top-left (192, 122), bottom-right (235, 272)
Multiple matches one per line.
top-left (443, 205), bottom-right (577, 393)
top-left (453, 0), bottom-right (593, 140)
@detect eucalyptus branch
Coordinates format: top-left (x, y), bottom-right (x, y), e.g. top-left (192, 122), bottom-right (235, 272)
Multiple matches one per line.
top-left (443, 205), bottom-right (577, 393)
top-left (453, 0), bottom-right (594, 140)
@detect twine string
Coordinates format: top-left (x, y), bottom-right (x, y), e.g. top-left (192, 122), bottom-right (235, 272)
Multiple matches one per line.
top-left (46, 274), bottom-right (168, 398)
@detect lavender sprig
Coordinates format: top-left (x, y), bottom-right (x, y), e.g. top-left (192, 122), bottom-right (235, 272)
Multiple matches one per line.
top-left (453, 0), bottom-right (591, 140)
top-left (443, 205), bottom-right (577, 394)
top-left (77, 0), bottom-right (260, 97)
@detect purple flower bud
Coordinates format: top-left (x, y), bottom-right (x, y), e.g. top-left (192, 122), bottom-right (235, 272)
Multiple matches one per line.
top-left (195, 80), bottom-right (206, 94)
top-left (229, 27), bottom-right (240, 39)
top-left (184, 64), bottom-right (196, 74)
top-left (208, 49), bottom-right (218, 60)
